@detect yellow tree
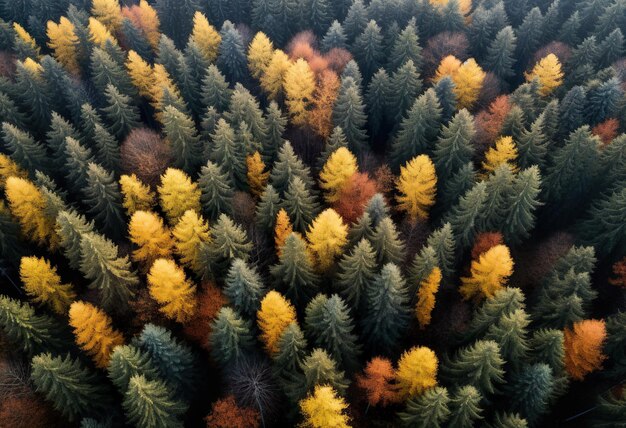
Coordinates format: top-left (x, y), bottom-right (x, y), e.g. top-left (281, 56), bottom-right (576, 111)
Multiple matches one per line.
top-left (525, 53), bottom-right (564, 96)
top-left (147, 258), bottom-right (197, 323)
top-left (136, 0), bottom-right (160, 49)
top-left (415, 267), bottom-right (441, 329)
top-left (430, 0), bottom-right (472, 16)
top-left (46, 17), bottom-right (80, 75)
top-left (22, 57), bottom-right (42, 74)
top-left (482, 136), bottom-right (518, 174)
top-left (460, 244), bottom-right (514, 301)
top-left (396, 154), bottom-right (437, 221)
top-left (150, 63), bottom-right (180, 112)
top-left (306, 208), bottom-right (348, 272)
top-left (274, 208), bottom-right (293, 256)
top-left (19, 256), bottom-right (76, 315)
top-left (257, 290), bottom-right (296, 355)
top-left (157, 168), bottom-right (201, 225)
top-left (308, 70), bottom-right (340, 139)
top-left (13, 23), bottom-right (40, 57)
top-left (451, 58), bottom-right (486, 109)
top-left (248, 32), bottom-right (274, 80)
top-left (92, 0), bottom-right (122, 33)
top-left (319, 147), bottom-right (358, 203)
top-left (300, 385), bottom-right (351, 428)
top-left (284, 58), bottom-right (315, 126)
top-left (433, 55), bottom-right (461, 82)
top-left (88, 17), bottom-right (116, 48)
top-left (260, 49), bottom-right (291, 100)
top-left (246, 151), bottom-right (269, 197)
top-left (119, 173), bottom-right (155, 215)
top-left (395, 346), bottom-right (438, 400)
top-left (69, 301), bottom-right (125, 368)
top-left (5, 176), bottom-right (58, 250)
top-left (0, 153), bottom-right (27, 189)
top-left (172, 209), bottom-right (211, 274)
top-left (190, 11), bottom-right (220, 63)
top-left (126, 50), bottom-right (155, 98)
top-left (128, 211), bottom-right (174, 267)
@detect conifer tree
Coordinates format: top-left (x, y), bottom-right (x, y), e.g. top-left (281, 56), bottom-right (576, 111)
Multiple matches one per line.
top-left (355, 357), bottom-right (399, 407)
top-left (517, 117), bottom-right (548, 170)
top-left (427, 223), bottom-right (456, 282)
top-left (416, 267), bottom-right (442, 329)
top-left (321, 20), bottom-right (347, 51)
top-left (224, 258), bottom-right (266, 318)
top-left (332, 80), bottom-right (368, 153)
top-left (388, 60), bottom-right (423, 128)
top-left (14, 59), bottom-right (51, 131)
top-left (91, 123), bottom-right (120, 172)
top-left (257, 290), bottom-right (297, 355)
top-left (119, 174), bottom-right (155, 216)
top-left (284, 58), bottom-right (315, 127)
top-left (270, 141), bottom-right (315, 197)
top-left (256, 184), bottom-right (281, 231)
top-left (299, 385), bottom-right (350, 428)
top-left (485, 308), bottom-right (530, 365)
top-left (353, 20), bottom-right (384, 79)
top-left (460, 244), bottom-right (514, 301)
top-left (158, 168), bottom-right (201, 225)
top-left (204, 214), bottom-right (253, 277)
top-left (434, 109), bottom-right (475, 185)
top-left (273, 321), bottom-right (308, 387)
top-left (55, 210), bottom-right (94, 270)
top-left (210, 118), bottom-right (247, 189)
top-left (335, 238), bottom-right (377, 311)
top-left (585, 77), bottom-right (622, 127)
top-left (396, 346), bottom-right (439, 400)
top-left (482, 136), bottom-right (518, 175)
top-left (299, 348), bottom-right (349, 398)
top-left (69, 301), bottom-right (125, 368)
top-left (516, 7), bottom-right (543, 62)
top-left (128, 211), bottom-right (173, 268)
top-left (1, 122), bottom-right (47, 176)
top-left (148, 258), bottom-right (197, 323)
top-left (396, 154), bottom-right (437, 221)
top-left (507, 363), bottom-right (553, 425)
top-left (153, 0), bottom-right (197, 48)
top-left (247, 32), bottom-right (273, 80)
top-left (319, 147), bottom-right (357, 203)
top-left (84, 163), bottom-right (126, 238)
top-left (197, 160), bottom-right (233, 221)
top-left (578, 186), bottom-right (626, 257)
top-left (161, 105), bottom-right (201, 173)
top-left (120, 18), bottom-right (153, 62)
top-left (217, 21), bottom-right (247, 84)
top-left (46, 17), bottom-right (80, 75)
top-left (19, 256), bottom-right (75, 315)
top-left (0, 200), bottom-right (26, 264)
top-left (525, 54), bottom-right (563, 96)
top-left (445, 181), bottom-right (488, 249)
top-left (123, 375), bottom-right (188, 428)
top-left (485, 26), bottom-right (517, 79)
top-left (306, 208), bottom-right (348, 271)
top-left (200, 64), bottom-right (231, 112)
top-left (399, 386), bottom-right (451, 427)
top-left (448, 385), bottom-right (483, 428)
top-left (502, 166), bottom-right (542, 244)
top-left (282, 177), bottom-right (319, 233)
top-left (259, 49), bottom-right (290, 100)
top-left (274, 208), bottom-right (293, 255)
top-left (107, 344), bottom-right (161, 394)
top-left (101, 84), bottom-right (139, 139)
top-left (365, 69), bottom-right (389, 137)
top-left (190, 11), bottom-right (220, 63)
top-left (126, 50), bottom-right (155, 98)
top-left (90, 47), bottom-right (135, 99)
top-left (246, 151), bottom-right (269, 197)
top-left (389, 19), bottom-right (422, 72)
top-left (210, 307), bottom-right (255, 366)
top-left (443, 340), bottom-right (505, 396)
top-left (372, 217), bottom-right (406, 266)
top-left (172, 209), bottom-right (211, 275)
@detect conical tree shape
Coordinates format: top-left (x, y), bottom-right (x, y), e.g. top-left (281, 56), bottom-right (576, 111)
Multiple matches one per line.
top-left (107, 344), bottom-right (161, 394)
top-left (56, 210), bottom-right (95, 270)
top-left (101, 83), bottom-right (139, 139)
top-left (162, 105), bottom-right (201, 174)
top-left (445, 181), bottom-right (488, 249)
top-left (148, 258), bottom-right (197, 323)
top-left (1, 122), bottom-right (47, 175)
top-left (210, 306), bottom-right (255, 367)
top-left (273, 321), bottom-right (308, 386)
top-left (119, 174), bottom-right (155, 216)
top-left (448, 385), bottom-right (483, 428)
top-left (484, 26), bottom-right (517, 79)
top-left (204, 213), bottom-right (253, 277)
top-left (398, 386), bottom-right (450, 427)
top-left (270, 141), bottom-right (315, 197)
top-left (416, 267), bottom-right (442, 329)
top-left (274, 208), bottom-right (293, 256)
top-left (198, 159), bottom-right (233, 221)
top-left (172, 209), bottom-right (211, 275)
top-left (257, 290), bottom-right (297, 355)
top-left (123, 374), bottom-right (188, 428)
top-left (396, 154), bottom-right (437, 221)
top-left (434, 109), bottom-right (475, 184)
top-left (158, 168), bottom-right (201, 225)
top-left (299, 348), bottom-right (349, 399)
top-left (502, 166), bottom-right (542, 245)
top-left (19, 256), bottom-right (75, 314)
top-left (210, 118), bottom-right (247, 189)
top-left (283, 177), bottom-right (319, 233)
top-left (319, 147), bottom-right (358, 203)
top-left (83, 163), bottom-right (126, 238)
top-left (371, 217), bottom-right (406, 266)
top-left (129, 211), bottom-right (174, 268)
top-left (460, 244), bottom-right (514, 301)
top-left (335, 237), bottom-right (377, 311)
top-left (332, 80), bottom-right (368, 153)
top-left (306, 208), bottom-right (348, 272)
top-left (443, 340), bottom-right (505, 396)
top-left (224, 258), bottom-right (266, 318)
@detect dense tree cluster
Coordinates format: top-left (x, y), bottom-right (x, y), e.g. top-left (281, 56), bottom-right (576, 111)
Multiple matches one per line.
top-left (0, 0), bottom-right (625, 426)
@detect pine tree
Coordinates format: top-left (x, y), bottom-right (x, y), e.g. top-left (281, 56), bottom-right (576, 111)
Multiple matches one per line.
top-left (517, 117), bottom-right (548, 170)
top-left (525, 54), bottom-right (563, 96)
top-left (161, 105), bottom-right (201, 174)
top-left (247, 32), bottom-right (273, 80)
top-left (507, 363), bottom-right (553, 425)
top-left (516, 7), bottom-right (544, 62)
top-left (578, 187), bottom-right (626, 258)
top-left (597, 28), bottom-right (624, 67)
top-left (443, 340), bottom-right (505, 396)
top-left (482, 137), bottom-right (518, 175)
top-left (365, 69), bottom-right (389, 137)
top-left (434, 109), bottom-right (475, 185)
top-left (416, 267), bottom-right (442, 329)
top-left (445, 181), bottom-right (487, 248)
top-left (353, 20), bottom-right (384, 79)
top-left (270, 141), bottom-right (315, 197)
top-left (502, 166), bottom-right (541, 244)
top-left (91, 123), bottom-right (120, 172)
top-left (389, 19), bottom-right (422, 72)
top-left (19, 256), bottom-right (75, 315)
top-left (1, 122), bottom-right (47, 176)
top-left (0, 200), bottom-right (26, 264)
top-left (46, 16), bottom-right (80, 75)
top-left (257, 290), bottom-right (297, 355)
top-left (210, 307), bottom-right (255, 366)
top-left (585, 77), bottom-right (622, 126)
top-left (485, 26), bottom-right (517, 79)
top-left (448, 385), bottom-right (483, 428)
top-left (204, 214), bottom-right (253, 277)
top-left (197, 160), bottom-right (233, 221)
top-left (224, 258), bottom-right (266, 318)
top-left (120, 18), bottom-right (153, 62)
top-left (107, 344), bottom-right (161, 394)
top-left (299, 385), bottom-right (350, 428)
top-left (55, 210), bottom-right (94, 270)
top-left (332, 80), bottom-right (368, 153)
top-left (372, 217), bottom-right (406, 266)
top-left (485, 308), bottom-right (530, 365)
top-left (273, 321), bottom-right (308, 387)
top-left (14, 59), bottom-right (51, 130)
top-left (200, 64), bottom-right (231, 113)
top-left (84, 163), bottom-right (126, 238)
top-left (387, 60), bottom-right (422, 129)
top-left (101, 84), bottom-right (139, 139)
top-left (217, 21), bottom-right (247, 84)
top-left (399, 386), bottom-right (450, 427)
top-left (148, 258), bottom-right (197, 323)
top-left (153, 0), bottom-right (197, 47)
top-left (321, 20), bottom-right (347, 51)
top-left (30, 353), bottom-right (113, 422)
top-left (90, 47), bottom-right (135, 99)
top-left (172, 209), bottom-right (210, 275)
top-left (119, 174), bottom-right (155, 216)
top-left (396, 346), bottom-right (439, 400)
top-left (306, 208), bottom-right (348, 272)
top-left (69, 301), bottom-right (125, 368)
top-left (123, 375), bottom-right (187, 428)
top-left (158, 168), bottom-right (201, 225)
top-left (299, 348), bottom-right (349, 399)
top-left (210, 118), bottom-right (247, 189)
top-left (304, 294), bottom-right (361, 372)
top-left (282, 177), bottom-right (319, 233)
top-left (256, 184), bottom-right (281, 231)
top-left (396, 154), bottom-right (437, 221)
top-left (362, 263), bottom-right (410, 352)
top-left (593, 389), bottom-right (626, 428)
top-left (335, 238), bottom-right (376, 311)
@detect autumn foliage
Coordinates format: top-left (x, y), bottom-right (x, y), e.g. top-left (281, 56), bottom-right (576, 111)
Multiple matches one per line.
top-left (205, 395), bottom-right (260, 428)
top-left (564, 319), bottom-right (608, 381)
top-left (356, 357), bottom-right (400, 407)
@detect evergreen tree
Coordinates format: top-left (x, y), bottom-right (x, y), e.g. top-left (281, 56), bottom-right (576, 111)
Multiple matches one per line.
top-left (101, 84), bottom-right (139, 139)
top-left (484, 308), bottom-right (530, 365)
top-left (1, 122), bottom-right (47, 176)
top-left (256, 184), bottom-right (281, 231)
top-left (343, 0), bottom-right (368, 42)
top-left (335, 238), bottom-right (377, 312)
top-left (502, 166), bottom-right (542, 245)
top-left (321, 20), bottom-right (347, 51)
top-left (365, 69), bottom-right (389, 137)
top-left (434, 109), bottom-right (475, 185)
top-left (558, 86), bottom-right (586, 138)
top-left (90, 47), bottom-right (136, 100)
top-left (282, 177), bottom-right (319, 232)
top-left (14, 59), bottom-right (51, 130)
top-left (485, 26), bottom-right (517, 79)
top-left (445, 182), bottom-right (487, 249)
top-left (270, 141), bottom-right (315, 197)
top-left (443, 340), bottom-right (505, 396)
top-left (224, 258), bottom-right (266, 318)
top-left (387, 60), bottom-right (422, 127)
top-left (299, 385), bottom-right (351, 428)
top-left (119, 18), bottom-right (152, 62)
top-left (488, 412), bottom-right (529, 428)
top-left (507, 364), bottom-right (554, 425)
top-left (597, 28), bottom-right (624, 68)
top-left (83, 163), bottom-right (125, 238)
top-left (273, 321), bottom-right (307, 386)
top-left (108, 344), bottom-right (161, 394)
top-left (56, 210), bottom-right (95, 270)
top-left (516, 8), bottom-right (544, 62)
top-left (198, 160), bottom-right (233, 221)
top-left (593, 389), bottom-right (626, 428)
top-left (200, 64), bottom-right (231, 112)
top-left (154, 0), bottom-right (198, 47)
top-left (204, 214), bottom-right (253, 277)
top-left (91, 123), bottom-right (120, 172)
top-left (427, 223), bottom-right (456, 282)
top-left (162, 105), bottom-right (201, 174)
top-left (585, 77), bottom-right (623, 126)
top-left (210, 118), bottom-right (247, 189)
top-left (298, 348), bottom-right (349, 399)
top-left (262, 101), bottom-right (287, 163)
top-left (123, 375), bottom-right (187, 428)
top-left (352, 20), bottom-right (384, 79)
top-left (371, 217), bottom-right (406, 266)
top-left (331, 81), bottom-right (368, 153)
top-left (210, 307), bottom-right (255, 366)
top-left (217, 21), bottom-right (247, 84)
top-left (399, 386), bottom-right (450, 427)
top-left (448, 385), bottom-right (483, 428)
top-left (517, 117), bottom-right (548, 171)
top-left (578, 187), bottom-right (626, 258)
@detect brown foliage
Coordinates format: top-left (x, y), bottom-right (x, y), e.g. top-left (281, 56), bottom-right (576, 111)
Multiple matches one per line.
top-left (183, 281), bottom-right (226, 350)
top-left (471, 232), bottom-right (504, 259)
top-left (130, 286), bottom-right (169, 332)
top-left (0, 395), bottom-right (58, 428)
top-left (121, 128), bottom-right (172, 188)
top-left (564, 319), bottom-right (607, 381)
top-left (592, 118), bottom-right (620, 145)
top-left (0, 51), bottom-right (16, 78)
top-left (475, 71), bottom-right (503, 110)
top-left (333, 172), bottom-right (378, 224)
top-left (205, 395), bottom-right (260, 428)
top-left (309, 69), bottom-right (340, 139)
top-left (474, 95), bottom-right (511, 155)
top-left (232, 191), bottom-right (257, 226)
top-left (355, 357), bottom-right (400, 407)
top-left (531, 42), bottom-right (572, 71)
top-left (423, 32), bottom-right (470, 78)
top-left (325, 48), bottom-right (352, 74)
top-left (373, 164), bottom-right (395, 195)
top-left (609, 257), bottom-right (626, 288)
top-left (287, 31), bottom-right (317, 59)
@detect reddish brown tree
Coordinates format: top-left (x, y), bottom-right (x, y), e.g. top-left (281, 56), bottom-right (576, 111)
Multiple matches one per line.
top-left (183, 281), bottom-right (227, 350)
top-left (592, 119), bottom-right (619, 145)
top-left (474, 95), bottom-right (511, 155)
top-left (325, 48), bottom-right (352, 74)
top-left (476, 71), bottom-right (503, 110)
top-left (531, 42), bottom-right (572, 71)
top-left (121, 128), bottom-right (172, 187)
top-left (333, 172), bottom-right (378, 224)
top-left (355, 357), bottom-right (400, 407)
top-left (471, 232), bottom-right (504, 259)
top-left (609, 257), bottom-right (626, 288)
top-left (423, 32), bottom-right (470, 78)
top-left (373, 164), bottom-right (395, 196)
top-left (205, 395), bottom-right (260, 428)
top-left (0, 395), bottom-right (58, 428)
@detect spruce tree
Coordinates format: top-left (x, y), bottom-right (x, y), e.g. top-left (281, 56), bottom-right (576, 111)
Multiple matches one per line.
top-left (224, 84), bottom-right (268, 146)
top-left (200, 64), bottom-right (231, 112)
top-left (90, 47), bottom-right (136, 100)
top-left (154, 0), bottom-right (198, 48)
top-left (528, 329), bottom-right (569, 399)
top-left (269, 141), bottom-right (315, 197)
top-left (224, 258), bottom-right (267, 318)
top-left (479, 165), bottom-right (517, 233)
top-left (443, 340), bottom-right (505, 396)
top-left (433, 109), bottom-right (475, 186)
top-left (14, 59), bottom-right (51, 130)
top-left (465, 287), bottom-right (526, 341)
top-left (256, 184), bottom-right (281, 231)
top-left (558, 86), bottom-right (586, 138)
top-left (198, 160), bottom-right (234, 221)
top-left (387, 60), bottom-right (422, 127)
top-left (92, 123), bottom-right (120, 172)
top-left (577, 187), bottom-right (626, 258)
top-left (161, 105), bottom-right (201, 174)
top-left (445, 181), bottom-right (488, 249)
top-left (341, 60), bottom-right (363, 89)
top-left (388, 18), bottom-right (422, 72)
top-left (484, 26), bottom-right (517, 79)
top-left (108, 344), bottom-right (161, 394)
top-left (507, 364), bottom-right (554, 425)
top-left (332, 80), bottom-right (368, 153)
top-left (585, 77), bottom-right (622, 126)
top-left (273, 321), bottom-right (307, 387)
top-left (448, 385), bottom-right (483, 428)
top-left (217, 21), bottom-right (247, 84)
top-left (298, 348), bottom-right (349, 400)
top-left (426, 223), bottom-right (456, 282)
top-left (502, 166), bottom-right (542, 245)
top-left (83, 163), bottom-right (126, 238)
top-left (334, 238), bottom-right (377, 312)
top-left (210, 307), bottom-right (256, 366)
top-left (352, 20), bottom-right (384, 79)
top-left (46, 112), bottom-right (80, 166)
top-left (0, 91), bottom-right (27, 129)
top-left (372, 217), bottom-right (406, 266)
top-left (343, 0), bottom-right (368, 43)
top-left (484, 309), bottom-right (530, 365)
top-left (517, 118), bottom-right (548, 171)
top-left (101, 83), bottom-right (139, 139)
top-left (120, 18), bottom-right (152, 62)
top-left (318, 126), bottom-right (348, 170)
top-left (597, 28), bottom-right (624, 68)
top-left (365, 69), bottom-right (389, 137)
top-left (56, 210), bottom-right (95, 270)
top-left (262, 101), bottom-right (287, 164)
top-left (321, 20), bottom-right (347, 51)
top-left (123, 375), bottom-right (187, 428)
top-left (281, 177), bottom-right (319, 233)
top-left (210, 118), bottom-right (247, 189)
top-left (398, 386), bottom-right (451, 427)
top-left (516, 7), bottom-right (544, 63)
top-left (1, 122), bottom-right (47, 176)
top-left (204, 214), bottom-right (253, 278)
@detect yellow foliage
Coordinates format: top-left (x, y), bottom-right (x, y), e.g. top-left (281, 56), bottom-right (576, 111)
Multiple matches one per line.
top-left (19, 256), bottom-right (76, 315)
top-left (157, 168), bottom-right (201, 225)
top-left (92, 0), bottom-right (122, 33)
top-left (274, 208), bottom-right (293, 256)
top-left (260, 49), bottom-right (291, 100)
top-left (5, 176), bottom-right (58, 250)
top-left (415, 267), bottom-right (441, 329)
top-left (395, 346), bottom-right (438, 400)
top-left (13, 23), bottom-right (39, 56)
top-left (190, 12), bottom-right (220, 63)
top-left (119, 173), bottom-right (155, 215)
top-left (0, 153), bottom-right (28, 189)
top-left (306, 208), bottom-right (348, 272)
top-left (69, 301), bottom-right (125, 368)
top-left (257, 290), bottom-right (296, 355)
top-left (150, 63), bottom-right (180, 111)
top-left (22, 58), bottom-right (42, 75)
top-left (396, 154), bottom-right (437, 221)
top-left (128, 211), bottom-right (174, 267)
top-left (137, 0), bottom-right (161, 49)
top-left (246, 151), bottom-right (269, 197)
top-left (172, 209), bottom-right (211, 274)
top-left (88, 17), bottom-right (116, 48)
top-left (284, 58), bottom-right (315, 126)
top-left (248, 32), bottom-right (274, 80)
top-left (433, 55), bottom-right (461, 82)
top-left (482, 136), bottom-right (518, 174)
top-left (460, 244), bottom-right (514, 301)
top-left (319, 147), bottom-right (358, 203)
top-left (46, 17), bottom-right (80, 75)
top-left (525, 53), bottom-right (564, 96)
top-left (147, 258), bottom-right (197, 323)
top-left (299, 385), bottom-right (351, 428)
top-left (126, 50), bottom-right (155, 98)
top-left (430, 0), bottom-right (472, 16)
top-left (451, 58), bottom-right (486, 109)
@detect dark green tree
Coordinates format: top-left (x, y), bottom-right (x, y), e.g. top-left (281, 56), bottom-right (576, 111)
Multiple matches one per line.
top-left (399, 386), bottom-right (450, 428)
top-left (364, 193), bottom-right (390, 228)
top-left (204, 214), bottom-right (253, 277)
top-left (210, 307), bottom-right (256, 366)
top-left (443, 340), bottom-right (505, 396)
top-left (507, 364), bottom-right (553, 425)
top-left (83, 163), bottom-right (125, 238)
top-left (262, 101), bottom-right (287, 164)
top-left (281, 177), bottom-right (319, 233)
top-left (372, 217), bottom-right (406, 266)
top-left (365, 69), bottom-right (389, 137)
top-left (466, 287), bottom-right (526, 341)
top-left (1, 122), bottom-right (47, 175)
top-left (528, 329), bottom-right (569, 399)
top-left (92, 123), bottom-right (120, 172)
top-left (321, 20), bottom-right (347, 51)
top-left (352, 20), bottom-right (384, 79)
top-left (488, 412), bottom-right (529, 428)
top-left (123, 375), bottom-right (187, 428)
top-left (201, 64), bottom-right (231, 113)
top-left (593, 389), bottom-right (626, 428)
top-left (298, 348), bottom-right (349, 399)
top-left (558, 86), bottom-right (586, 138)
top-left (515, 7), bottom-right (543, 62)
top-left (427, 223), bottom-right (456, 282)
top-left (14, 60), bottom-right (51, 130)
top-left (335, 238), bottom-right (376, 312)
top-left (224, 258), bottom-right (266, 318)
top-left (445, 181), bottom-right (488, 249)
top-left (389, 18), bottom-right (422, 72)
top-left (154, 0), bottom-right (198, 47)
top-left (557, 11), bottom-right (581, 46)
top-left (502, 166), bottom-right (542, 245)
top-left (585, 77), bottom-right (622, 126)
top-left (433, 109), bottom-right (475, 186)
top-left (517, 118), bottom-right (548, 171)
top-left (577, 187), bottom-right (626, 258)
top-left (90, 48), bottom-right (135, 100)
top-left (0, 91), bottom-right (27, 129)
top-left (56, 209), bottom-right (95, 270)
top-left (269, 141), bottom-right (315, 197)
top-left (341, 60), bottom-right (363, 88)
top-left (318, 126), bottom-right (348, 170)
top-left (198, 160), bottom-right (234, 221)
top-left (273, 321), bottom-right (307, 388)
top-left (387, 60), bottom-right (422, 127)
top-left (225, 84), bottom-right (268, 149)
top-left (120, 18), bottom-right (152, 61)
top-left (448, 385), bottom-right (483, 428)
top-left (162, 105), bottom-right (201, 174)
top-left (332, 79), bottom-right (368, 153)
top-left (485, 26), bottom-right (517, 79)
top-left (210, 118), bottom-right (247, 189)
top-left (108, 344), bottom-right (161, 394)
top-left (347, 211), bottom-right (375, 248)
top-left (256, 184), bottom-right (281, 231)
top-left (217, 21), bottom-right (247, 84)
top-left (343, 0), bottom-right (368, 43)
top-left (438, 162), bottom-right (476, 215)
top-left (485, 309), bottom-right (530, 365)
top-left (101, 84), bottom-right (139, 140)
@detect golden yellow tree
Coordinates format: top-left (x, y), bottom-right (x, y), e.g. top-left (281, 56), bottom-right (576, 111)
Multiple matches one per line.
top-left (451, 58), bottom-right (486, 109)
top-left (0, 153), bottom-right (27, 189)
top-left (128, 211), bottom-right (174, 267)
top-left (68, 301), bottom-right (125, 368)
top-left (172, 209), bottom-right (211, 274)
top-left (22, 57), bottom-right (42, 75)
top-left (299, 385), bottom-right (351, 428)
top-left (5, 176), bottom-right (58, 250)
top-left (88, 17), bottom-right (116, 48)
top-left (274, 208), bottom-right (293, 256)
top-left (126, 50), bottom-right (155, 98)
top-left (190, 11), bottom-right (220, 63)
top-left (150, 63), bottom-right (180, 112)
top-left (319, 147), bottom-right (358, 203)
top-left (19, 256), bottom-right (76, 315)
top-left (13, 23), bottom-right (40, 57)
top-left (260, 49), bottom-right (291, 100)
top-left (119, 173), bottom-right (155, 215)
top-left (246, 151), bottom-right (269, 197)
top-left (248, 32), bottom-right (274, 80)
top-left (136, 0), bottom-right (160, 49)
top-left (415, 267), bottom-right (441, 329)
top-left (396, 154), bottom-right (437, 221)
top-left (395, 346), bottom-right (438, 400)
top-left (306, 208), bottom-right (348, 272)
top-left (460, 244), bottom-right (514, 301)
top-left (147, 258), bottom-right (197, 323)
top-left (433, 55), bottom-right (461, 82)
top-left (257, 290), bottom-right (296, 355)
top-left (482, 136), bottom-right (518, 174)
top-left (525, 53), bottom-right (564, 96)
top-left (430, 0), bottom-right (472, 16)
top-left (284, 58), bottom-right (315, 126)
top-left (92, 0), bottom-right (122, 32)
top-left (46, 17), bottom-right (80, 75)
top-left (157, 168), bottom-right (201, 225)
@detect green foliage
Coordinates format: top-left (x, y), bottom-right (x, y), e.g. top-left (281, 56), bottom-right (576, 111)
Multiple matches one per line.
top-left (2, 122), bottom-right (47, 175)
top-left (372, 216), bottom-right (406, 266)
top-left (399, 386), bottom-right (450, 427)
top-left (281, 177), bottom-right (319, 232)
top-left (162, 105), bottom-right (202, 174)
top-left (83, 163), bottom-right (125, 238)
top-left (445, 181), bottom-right (488, 249)
top-left (224, 258), bottom-right (266, 318)
top-left (204, 214), bottom-right (253, 278)
top-left (507, 364), bottom-right (554, 425)
top-left (332, 79), bottom-right (368, 153)
top-left (335, 238), bottom-right (376, 311)
top-left (217, 21), bottom-right (247, 84)
top-left (123, 375), bottom-right (188, 428)
top-left (210, 118), bottom-right (247, 190)
top-left (443, 340), bottom-right (505, 396)
top-left (210, 306), bottom-right (255, 366)
top-left (448, 385), bottom-right (483, 428)
top-left (108, 344), bottom-right (161, 394)
top-left (198, 159), bottom-right (234, 221)
top-left (353, 20), bottom-right (384, 79)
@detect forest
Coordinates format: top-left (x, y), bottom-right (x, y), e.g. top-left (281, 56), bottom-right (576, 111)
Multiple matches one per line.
top-left (0, 0), bottom-right (625, 426)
